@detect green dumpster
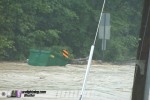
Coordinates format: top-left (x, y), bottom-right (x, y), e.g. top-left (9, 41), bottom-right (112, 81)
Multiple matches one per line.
top-left (48, 53), bottom-right (69, 66)
top-left (28, 49), bottom-right (69, 66)
top-left (28, 49), bottom-right (51, 66)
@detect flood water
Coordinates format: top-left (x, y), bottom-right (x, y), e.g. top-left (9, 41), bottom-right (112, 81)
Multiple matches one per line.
top-left (0, 62), bottom-right (135, 100)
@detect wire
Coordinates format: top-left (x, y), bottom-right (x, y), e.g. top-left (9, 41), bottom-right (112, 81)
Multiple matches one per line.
top-left (93, 0), bottom-right (106, 46)
top-left (79, 1), bottom-right (106, 100)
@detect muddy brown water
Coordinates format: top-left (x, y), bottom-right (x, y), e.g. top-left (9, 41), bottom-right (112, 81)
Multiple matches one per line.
top-left (0, 62), bottom-right (135, 100)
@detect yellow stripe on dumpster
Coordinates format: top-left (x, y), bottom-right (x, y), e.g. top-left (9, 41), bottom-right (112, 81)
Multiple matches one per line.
top-left (63, 50), bottom-right (69, 55)
top-left (62, 50), bottom-right (69, 58)
top-left (63, 53), bottom-right (69, 58)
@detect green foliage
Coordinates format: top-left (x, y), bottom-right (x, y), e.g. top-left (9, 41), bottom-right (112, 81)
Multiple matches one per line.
top-left (0, 0), bottom-right (143, 62)
top-left (0, 35), bottom-right (13, 60)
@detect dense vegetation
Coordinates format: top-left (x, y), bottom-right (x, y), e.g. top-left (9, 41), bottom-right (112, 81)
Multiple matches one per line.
top-left (0, 0), bottom-right (143, 61)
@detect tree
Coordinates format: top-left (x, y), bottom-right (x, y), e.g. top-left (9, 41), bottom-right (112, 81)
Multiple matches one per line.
top-left (0, 0), bottom-right (143, 61)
